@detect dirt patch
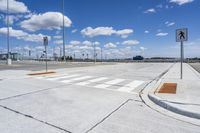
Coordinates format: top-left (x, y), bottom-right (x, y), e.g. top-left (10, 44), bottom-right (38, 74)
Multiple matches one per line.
top-left (28, 71), bottom-right (56, 76)
top-left (157, 83), bottom-right (177, 94)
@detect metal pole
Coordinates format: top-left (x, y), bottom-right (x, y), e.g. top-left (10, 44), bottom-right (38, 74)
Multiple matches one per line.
top-left (94, 43), bottom-right (96, 63)
top-left (62, 0), bottom-right (66, 61)
top-left (101, 47), bottom-right (103, 62)
top-left (45, 45), bottom-right (48, 72)
top-left (180, 41), bottom-right (183, 79)
top-left (7, 0), bottom-right (11, 65)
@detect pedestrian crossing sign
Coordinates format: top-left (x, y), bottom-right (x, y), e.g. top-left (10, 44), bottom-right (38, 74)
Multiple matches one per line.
top-left (176, 28), bottom-right (188, 42)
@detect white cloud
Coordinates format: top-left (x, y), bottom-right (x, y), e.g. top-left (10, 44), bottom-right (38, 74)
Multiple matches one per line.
top-left (94, 41), bottom-right (100, 45)
top-left (81, 27), bottom-right (115, 37)
top-left (0, 27), bottom-right (50, 43)
top-left (53, 35), bottom-right (62, 39)
top-left (104, 43), bottom-right (117, 48)
top-left (79, 45), bottom-right (93, 50)
top-left (20, 12), bottom-right (72, 32)
top-left (81, 27), bottom-right (133, 38)
top-left (165, 21), bottom-right (175, 27)
top-left (144, 30), bottom-right (149, 34)
top-left (115, 29), bottom-right (133, 38)
top-left (0, 0), bottom-right (29, 13)
top-left (140, 47), bottom-right (147, 51)
top-left (122, 40), bottom-right (140, 45)
top-left (70, 40), bottom-right (81, 45)
top-left (169, 0), bottom-right (194, 5)
top-left (156, 32), bottom-right (168, 36)
top-left (4, 15), bottom-right (21, 25)
top-left (72, 29), bottom-right (77, 33)
top-left (82, 40), bottom-right (92, 46)
top-left (144, 8), bottom-right (156, 13)
top-left (54, 40), bottom-right (63, 45)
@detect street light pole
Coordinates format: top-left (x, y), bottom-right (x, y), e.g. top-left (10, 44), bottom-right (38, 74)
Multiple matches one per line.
top-left (7, 0), bottom-right (11, 65)
top-left (101, 47), bottom-right (103, 62)
top-left (62, 0), bottom-right (66, 61)
top-left (93, 42), bottom-right (96, 63)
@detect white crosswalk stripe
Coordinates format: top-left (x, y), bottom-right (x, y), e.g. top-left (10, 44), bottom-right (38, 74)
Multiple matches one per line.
top-left (94, 79), bottom-right (125, 89)
top-left (76, 77), bottom-right (108, 86)
top-left (33, 73), bottom-right (145, 94)
top-left (61, 76), bottom-right (93, 83)
top-left (89, 77), bottom-right (108, 82)
top-left (118, 80), bottom-right (144, 92)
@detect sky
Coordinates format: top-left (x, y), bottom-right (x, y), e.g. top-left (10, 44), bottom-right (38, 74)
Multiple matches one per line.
top-left (0, 0), bottom-right (200, 59)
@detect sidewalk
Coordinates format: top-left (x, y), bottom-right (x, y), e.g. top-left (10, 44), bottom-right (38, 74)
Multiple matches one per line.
top-left (148, 63), bottom-right (200, 119)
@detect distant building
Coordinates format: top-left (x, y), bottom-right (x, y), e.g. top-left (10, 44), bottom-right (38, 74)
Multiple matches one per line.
top-left (0, 53), bottom-right (22, 60)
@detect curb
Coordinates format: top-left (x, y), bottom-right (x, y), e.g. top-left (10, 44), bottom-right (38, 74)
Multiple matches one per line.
top-left (148, 93), bottom-right (200, 119)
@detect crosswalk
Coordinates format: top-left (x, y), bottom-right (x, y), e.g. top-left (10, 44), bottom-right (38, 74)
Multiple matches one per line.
top-left (31, 73), bottom-right (146, 94)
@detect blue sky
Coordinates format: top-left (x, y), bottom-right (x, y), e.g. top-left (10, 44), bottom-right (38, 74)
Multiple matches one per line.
top-left (0, 0), bottom-right (200, 59)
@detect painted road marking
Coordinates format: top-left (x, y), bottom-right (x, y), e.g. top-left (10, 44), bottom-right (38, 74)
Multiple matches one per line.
top-left (47, 74), bottom-right (80, 81)
top-left (94, 79), bottom-right (125, 89)
top-left (88, 77), bottom-right (108, 82)
top-left (76, 77), bottom-right (108, 86)
top-left (118, 80), bottom-right (144, 92)
top-left (61, 76), bottom-right (93, 83)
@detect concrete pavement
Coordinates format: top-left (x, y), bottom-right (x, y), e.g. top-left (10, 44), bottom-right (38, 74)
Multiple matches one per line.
top-left (148, 63), bottom-right (200, 119)
top-left (0, 63), bottom-right (200, 133)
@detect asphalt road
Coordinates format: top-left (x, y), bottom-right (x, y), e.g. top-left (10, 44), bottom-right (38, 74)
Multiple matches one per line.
top-left (0, 63), bottom-right (199, 133)
top-left (190, 63), bottom-right (200, 73)
top-left (0, 60), bottom-right (116, 71)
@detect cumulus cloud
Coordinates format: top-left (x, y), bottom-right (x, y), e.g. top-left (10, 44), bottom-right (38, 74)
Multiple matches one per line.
top-left (144, 8), bottom-right (156, 13)
top-left (122, 40), bottom-right (140, 45)
top-left (115, 29), bottom-right (133, 38)
top-left (169, 0), bottom-right (194, 5)
top-left (4, 15), bottom-right (21, 25)
top-left (70, 40), bottom-right (81, 45)
top-left (81, 27), bottom-right (133, 38)
top-left (156, 32), bottom-right (168, 36)
top-left (81, 27), bottom-right (115, 37)
top-left (104, 43), bottom-right (117, 48)
top-left (0, 0), bottom-right (29, 13)
top-left (53, 35), bottom-right (62, 39)
top-left (0, 27), bottom-right (50, 43)
top-left (82, 40), bottom-right (92, 46)
top-left (54, 40), bottom-right (63, 45)
top-left (20, 12), bottom-right (72, 31)
top-left (144, 30), bottom-right (149, 34)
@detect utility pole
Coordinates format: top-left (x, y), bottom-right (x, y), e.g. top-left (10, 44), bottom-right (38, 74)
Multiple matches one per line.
top-left (60, 46), bottom-right (62, 58)
top-left (101, 47), bottom-right (103, 62)
top-left (7, 0), bottom-right (11, 65)
top-left (62, 0), bottom-right (66, 61)
top-left (94, 42), bottom-right (96, 63)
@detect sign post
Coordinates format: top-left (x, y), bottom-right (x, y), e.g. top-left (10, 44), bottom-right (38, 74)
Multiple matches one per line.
top-left (43, 37), bottom-right (48, 72)
top-left (176, 28), bottom-right (188, 79)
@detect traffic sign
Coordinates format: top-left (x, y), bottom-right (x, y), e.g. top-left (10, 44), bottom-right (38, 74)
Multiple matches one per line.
top-left (176, 28), bottom-right (188, 42)
top-left (43, 37), bottom-right (48, 46)
top-left (176, 28), bottom-right (188, 79)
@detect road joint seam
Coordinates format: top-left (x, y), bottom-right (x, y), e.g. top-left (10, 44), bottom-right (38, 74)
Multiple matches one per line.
top-left (0, 105), bottom-right (72, 133)
top-left (85, 99), bottom-right (134, 133)
top-left (0, 84), bottom-right (70, 101)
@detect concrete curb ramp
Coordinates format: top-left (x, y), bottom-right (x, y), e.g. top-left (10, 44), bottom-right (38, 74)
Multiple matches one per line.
top-left (148, 93), bottom-right (200, 119)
